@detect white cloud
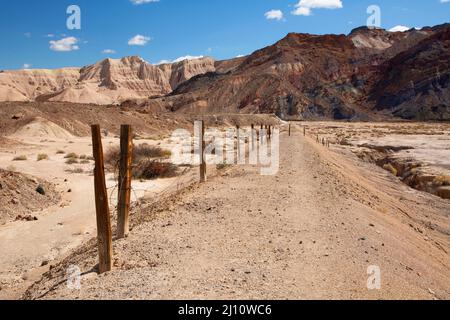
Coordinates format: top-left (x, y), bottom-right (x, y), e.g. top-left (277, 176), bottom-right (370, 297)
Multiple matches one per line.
top-left (157, 55), bottom-right (205, 65)
top-left (49, 37), bottom-right (79, 52)
top-left (128, 34), bottom-right (151, 46)
top-left (130, 0), bottom-right (159, 5)
top-left (292, 0), bottom-right (343, 16)
top-left (24, 32), bottom-right (32, 38)
top-left (441, 0), bottom-right (450, 3)
top-left (102, 49), bottom-right (116, 54)
top-left (22, 63), bottom-right (32, 69)
top-left (388, 25), bottom-right (410, 32)
top-left (45, 34), bottom-right (55, 38)
top-left (292, 7), bottom-right (312, 16)
top-left (265, 10), bottom-right (284, 21)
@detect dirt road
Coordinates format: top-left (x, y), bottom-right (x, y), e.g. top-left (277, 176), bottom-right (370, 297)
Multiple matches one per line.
top-left (24, 126), bottom-right (450, 300)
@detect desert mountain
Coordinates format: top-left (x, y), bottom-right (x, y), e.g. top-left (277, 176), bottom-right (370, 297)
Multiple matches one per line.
top-left (0, 56), bottom-right (216, 105)
top-left (1, 24), bottom-right (449, 120)
top-left (147, 24), bottom-right (450, 120)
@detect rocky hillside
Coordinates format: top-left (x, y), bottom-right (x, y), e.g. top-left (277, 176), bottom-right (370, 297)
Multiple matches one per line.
top-left (0, 56), bottom-right (216, 105)
top-left (1, 24), bottom-right (449, 120)
top-left (147, 24), bottom-right (450, 120)
top-left (369, 27), bottom-right (450, 120)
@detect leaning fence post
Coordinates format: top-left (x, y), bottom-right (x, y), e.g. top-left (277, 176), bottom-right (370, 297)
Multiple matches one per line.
top-left (288, 123), bottom-right (291, 137)
top-left (198, 120), bottom-right (206, 183)
top-left (117, 125), bottom-right (133, 239)
top-left (91, 124), bottom-right (113, 274)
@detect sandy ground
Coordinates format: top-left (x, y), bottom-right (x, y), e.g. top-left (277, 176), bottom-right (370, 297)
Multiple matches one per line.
top-left (20, 124), bottom-right (450, 300)
top-left (303, 122), bottom-right (450, 176)
top-left (0, 131), bottom-right (196, 299)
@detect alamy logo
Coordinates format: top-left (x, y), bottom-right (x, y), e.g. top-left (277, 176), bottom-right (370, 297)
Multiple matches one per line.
top-left (67, 265), bottom-right (81, 290)
top-left (367, 265), bottom-right (381, 290)
top-left (170, 122), bottom-right (280, 176)
top-left (67, 5), bottom-right (81, 30)
top-left (367, 5), bottom-right (381, 29)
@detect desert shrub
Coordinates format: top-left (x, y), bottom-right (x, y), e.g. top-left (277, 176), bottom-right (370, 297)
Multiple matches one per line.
top-left (135, 144), bottom-right (172, 159)
top-left (37, 154), bottom-right (49, 161)
top-left (217, 161), bottom-right (232, 170)
top-left (65, 158), bottom-right (79, 165)
top-left (80, 159), bottom-right (90, 164)
top-left (383, 163), bottom-right (398, 176)
top-left (434, 175), bottom-right (450, 187)
top-left (13, 155), bottom-right (27, 161)
top-left (79, 155), bottom-right (87, 160)
top-left (64, 153), bottom-right (79, 159)
top-left (105, 144), bottom-right (172, 168)
top-left (66, 167), bottom-right (84, 174)
top-left (56, 150), bottom-right (65, 154)
top-left (133, 160), bottom-right (178, 180)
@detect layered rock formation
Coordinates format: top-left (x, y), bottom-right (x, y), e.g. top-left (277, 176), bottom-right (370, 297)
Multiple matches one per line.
top-left (148, 24), bottom-right (450, 120)
top-left (1, 24), bottom-right (449, 120)
top-left (0, 56), bottom-right (216, 105)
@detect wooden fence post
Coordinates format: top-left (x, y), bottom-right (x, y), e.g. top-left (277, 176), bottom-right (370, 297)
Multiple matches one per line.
top-left (304, 126), bottom-right (306, 137)
top-left (251, 124), bottom-right (255, 151)
top-left (199, 120), bottom-right (206, 183)
top-left (91, 125), bottom-right (113, 274)
top-left (117, 125), bottom-right (133, 239)
top-left (236, 125), bottom-right (241, 162)
top-left (288, 123), bottom-right (291, 136)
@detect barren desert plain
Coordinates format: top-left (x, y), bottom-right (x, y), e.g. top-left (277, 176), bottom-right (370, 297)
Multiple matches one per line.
top-left (0, 102), bottom-right (449, 300)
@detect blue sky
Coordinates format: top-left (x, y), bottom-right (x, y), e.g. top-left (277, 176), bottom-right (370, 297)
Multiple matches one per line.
top-left (0, 0), bottom-right (449, 70)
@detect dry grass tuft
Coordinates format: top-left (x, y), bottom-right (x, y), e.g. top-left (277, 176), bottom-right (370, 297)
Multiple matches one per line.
top-left (434, 175), bottom-right (450, 187)
top-left (383, 163), bottom-right (398, 176)
top-left (13, 155), bottom-right (27, 161)
top-left (64, 153), bottom-right (79, 159)
top-left (37, 154), bottom-right (49, 161)
top-left (65, 158), bottom-right (79, 165)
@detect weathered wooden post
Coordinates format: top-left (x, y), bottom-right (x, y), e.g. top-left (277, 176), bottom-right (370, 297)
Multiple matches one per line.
top-left (288, 123), bottom-right (291, 137)
top-left (304, 126), bottom-right (306, 137)
top-left (251, 124), bottom-right (255, 151)
top-left (199, 120), bottom-right (206, 183)
top-left (91, 125), bottom-right (113, 274)
top-left (268, 126), bottom-right (272, 141)
top-left (236, 125), bottom-right (241, 161)
top-left (117, 125), bottom-right (133, 239)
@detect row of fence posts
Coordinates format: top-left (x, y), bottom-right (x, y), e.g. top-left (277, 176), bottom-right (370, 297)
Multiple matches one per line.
top-left (197, 121), bottom-right (275, 183)
top-left (315, 133), bottom-right (330, 148)
top-left (287, 122), bottom-right (330, 148)
top-left (91, 122), bottom-right (277, 274)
